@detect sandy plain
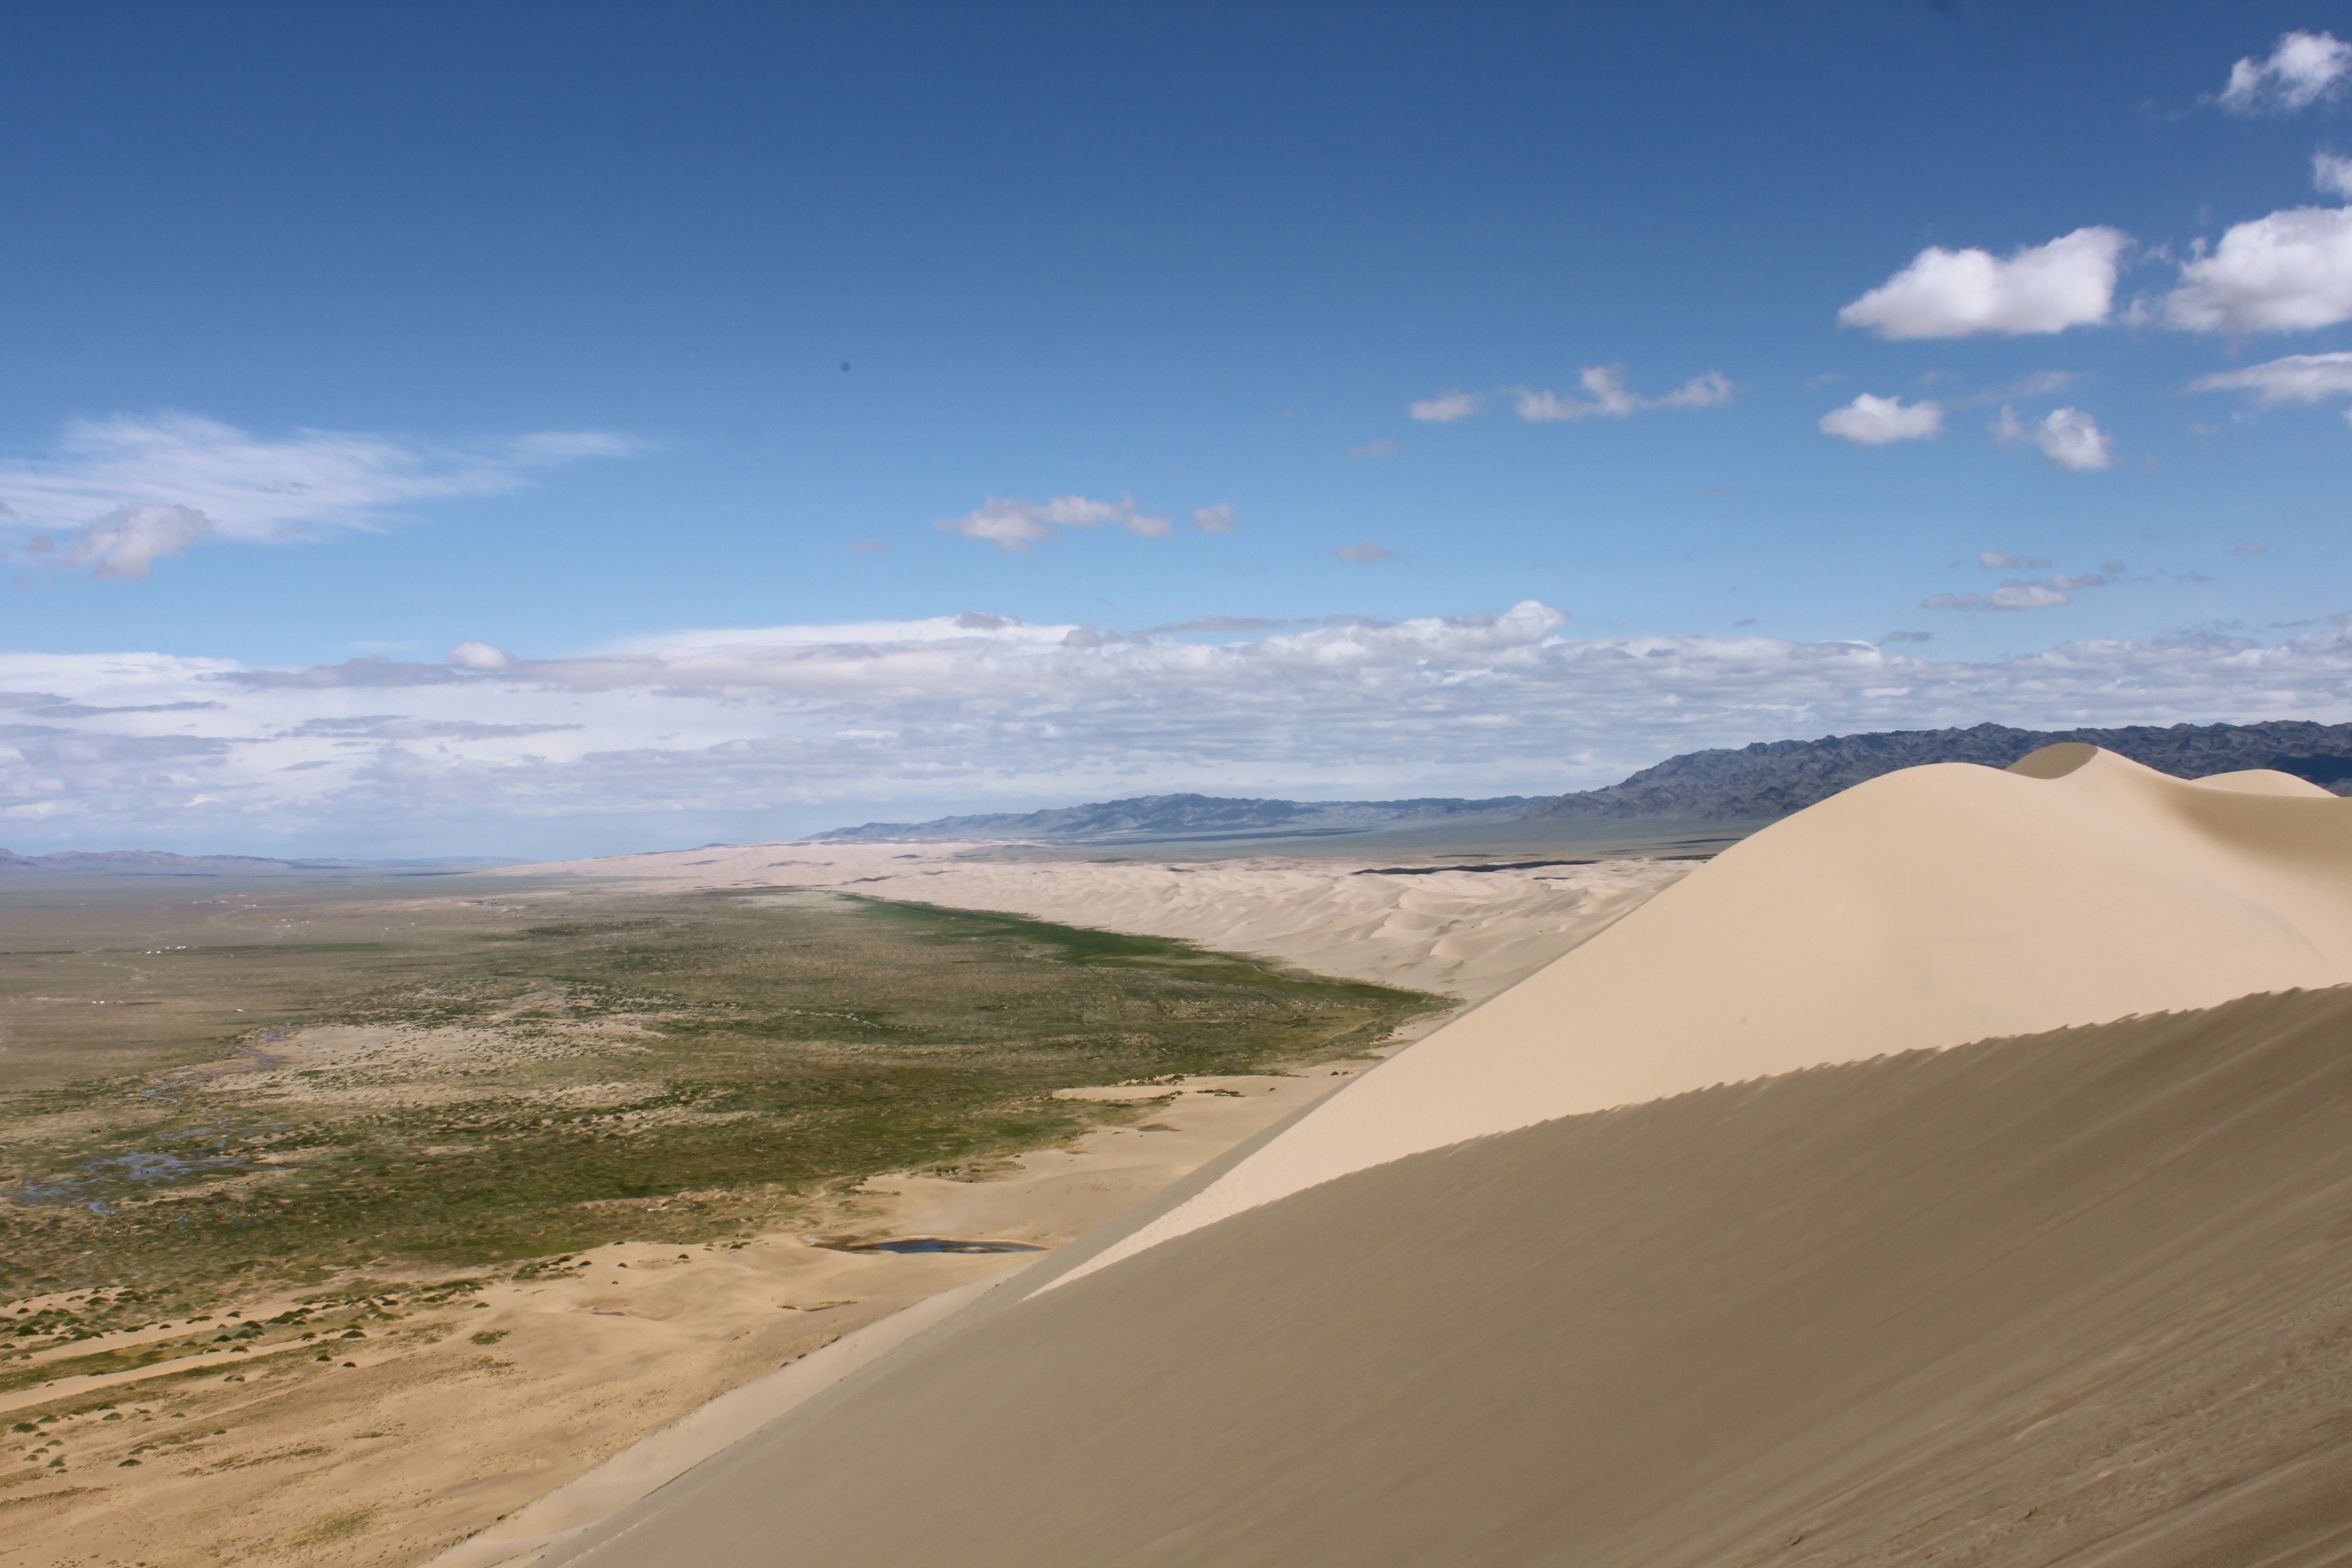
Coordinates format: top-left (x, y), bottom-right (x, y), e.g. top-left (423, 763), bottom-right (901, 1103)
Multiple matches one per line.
top-left (3, 1056), bottom-right (1380, 1567)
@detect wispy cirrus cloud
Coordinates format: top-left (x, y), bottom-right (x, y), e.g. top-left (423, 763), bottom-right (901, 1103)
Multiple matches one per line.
top-left (0, 413), bottom-right (641, 579)
top-left (2187, 350), bottom-right (2352, 412)
top-left (1403, 368), bottom-right (1731, 427)
top-left (2217, 31), bottom-right (2352, 114)
top-left (1508, 365), bottom-right (1733, 422)
top-left (1407, 390), bottom-right (1481, 423)
top-left (934, 492), bottom-right (1224, 553)
top-left (1139, 613), bottom-right (1394, 635)
top-left (1141, 615), bottom-right (1290, 634)
top-left (1925, 558), bottom-right (2110, 611)
top-left (1956, 370), bottom-right (2080, 407)
top-left (1923, 582), bottom-right (2072, 611)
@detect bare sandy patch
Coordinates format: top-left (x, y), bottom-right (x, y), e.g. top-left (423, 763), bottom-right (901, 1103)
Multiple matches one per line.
top-left (3, 1051), bottom-right (1379, 1568)
top-left (496, 843), bottom-right (1691, 1004)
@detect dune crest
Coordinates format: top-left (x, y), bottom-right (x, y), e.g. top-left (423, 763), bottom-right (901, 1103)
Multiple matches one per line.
top-left (1040, 745), bottom-right (2352, 1290)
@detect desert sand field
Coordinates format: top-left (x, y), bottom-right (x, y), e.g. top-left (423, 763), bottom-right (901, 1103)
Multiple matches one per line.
top-left (498, 841), bottom-right (1694, 1004)
top-left (513, 746), bottom-right (2352, 1567)
top-left (30, 744), bottom-right (2352, 1567)
top-left (5, 1055), bottom-right (1386, 1568)
top-left (12, 845), bottom-right (1662, 1565)
top-left (0, 874), bottom-right (1458, 1565)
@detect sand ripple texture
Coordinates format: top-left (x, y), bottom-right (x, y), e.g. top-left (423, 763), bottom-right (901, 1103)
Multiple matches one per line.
top-left (551, 987), bottom-right (2352, 1568)
top-left (497, 845), bottom-right (1691, 1004)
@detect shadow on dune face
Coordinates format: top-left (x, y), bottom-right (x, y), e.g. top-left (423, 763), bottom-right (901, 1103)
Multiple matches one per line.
top-left (561, 987), bottom-right (2352, 1568)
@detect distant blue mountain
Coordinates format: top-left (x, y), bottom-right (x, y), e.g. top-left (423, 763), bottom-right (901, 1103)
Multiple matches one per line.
top-left (813, 720), bottom-right (2352, 843)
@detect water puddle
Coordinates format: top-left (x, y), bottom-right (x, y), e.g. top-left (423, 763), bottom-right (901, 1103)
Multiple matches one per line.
top-left (5, 1135), bottom-right (272, 1213)
top-left (819, 1237), bottom-right (1046, 1255)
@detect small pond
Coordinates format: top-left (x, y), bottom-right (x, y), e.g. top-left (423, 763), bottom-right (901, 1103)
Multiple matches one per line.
top-left (823, 1237), bottom-right (1046, 1255)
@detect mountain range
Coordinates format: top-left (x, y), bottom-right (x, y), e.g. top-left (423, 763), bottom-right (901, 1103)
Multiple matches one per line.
top-left (811, 719), bottom-right (2352, 843)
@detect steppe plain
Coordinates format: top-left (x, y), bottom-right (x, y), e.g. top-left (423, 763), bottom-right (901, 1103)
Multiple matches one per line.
top-left (0, 843), bottom-right (1688, 1565)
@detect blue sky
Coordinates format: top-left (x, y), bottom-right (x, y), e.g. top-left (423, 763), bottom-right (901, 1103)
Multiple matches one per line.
top-left (7, 1), bottom-right (2352, 856)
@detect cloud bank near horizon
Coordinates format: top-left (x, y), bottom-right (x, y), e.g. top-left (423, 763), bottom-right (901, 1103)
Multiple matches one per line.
top-left (8, 603), bottom-right (2352, 857)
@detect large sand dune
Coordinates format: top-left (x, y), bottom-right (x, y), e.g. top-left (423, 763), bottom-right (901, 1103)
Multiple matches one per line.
top-left (538, 987), bottom-right (2352, 1567)
top-left (1045, 743), bottom-right (2352, 1287)
top-left (516, 745), bottom-right (2352, 1565)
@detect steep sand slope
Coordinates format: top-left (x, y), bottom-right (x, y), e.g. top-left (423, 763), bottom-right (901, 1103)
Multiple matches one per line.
top-left (1046, 745), bottom-right (2352, 1288)
top-left (540, 987), bottom-right (2352, 1568)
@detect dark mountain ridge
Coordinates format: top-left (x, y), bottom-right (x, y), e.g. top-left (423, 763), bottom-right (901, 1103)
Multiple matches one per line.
top-left (1531, 719), bottom-right (2352, 823)
top-left (811, 720), bottom-right (2352, 843)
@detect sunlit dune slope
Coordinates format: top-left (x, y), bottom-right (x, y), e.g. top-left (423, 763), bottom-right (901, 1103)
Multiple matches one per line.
top-left (545, 987), bottom-right (2352, 1568)
top-left (1045, 743), bottom-right (2352, 1287)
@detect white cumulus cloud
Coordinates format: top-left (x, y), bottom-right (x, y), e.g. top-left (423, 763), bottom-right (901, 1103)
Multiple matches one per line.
top-left (1818, 393), bottom-right (1944, 445)
top-left (1408, 390), bottom-right (1481, 423)
top-left (0, 413), bottom-right (637, 578)
top-left (1192, 503), bottom-right (1239, 534)
top-left (1510, 365), bottom-right (1733, 422)
top-left (2219, 31), bottom-right (2352, 114)
top-left (1333, 541), bottom-right (1394, 564)
top-left (1838, 228), bottom-right (2127, 339)
top-left (1993, 406), bottom-right (2114, 470)
top-left (1979, 551), bottom-right (2053, 570)
top-left (2163, 203), bottom-right (2352, 333)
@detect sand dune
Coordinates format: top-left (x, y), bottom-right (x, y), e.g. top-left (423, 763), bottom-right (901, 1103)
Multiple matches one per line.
top-left (497, 745), bottom-right (2352, 1566)
top-left (1044, 743), bottom-right (2352, 1288)
top-left (501, 842), bottom-right (1690, 1004)
top-left (538, 987), bottom-right (2352, 1567)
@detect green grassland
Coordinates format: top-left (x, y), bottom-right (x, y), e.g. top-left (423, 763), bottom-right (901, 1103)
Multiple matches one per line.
top-left (0, 881), bottom-right (1439, 1335)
